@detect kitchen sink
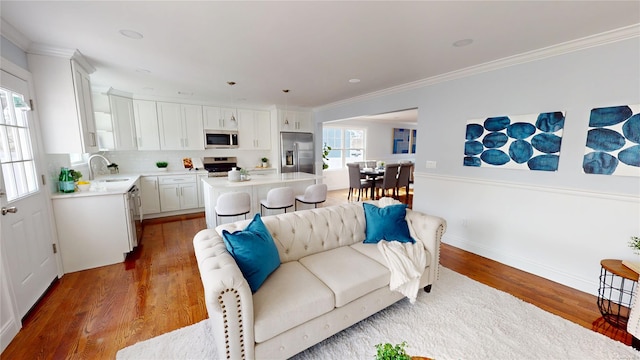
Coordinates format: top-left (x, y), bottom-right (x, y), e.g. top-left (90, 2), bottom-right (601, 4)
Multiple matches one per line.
top-left (103, 178), bottom-right (129, 182)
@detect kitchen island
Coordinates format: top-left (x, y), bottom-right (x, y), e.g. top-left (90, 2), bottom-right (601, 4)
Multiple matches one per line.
top-left (202, 172), bottom-right (324, 228)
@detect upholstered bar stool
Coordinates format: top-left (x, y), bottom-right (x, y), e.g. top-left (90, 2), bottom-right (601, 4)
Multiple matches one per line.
top-left (260, 187), bottom-right (294, 215)
top-left (215, 192), bottom-right (251, 225)
top-left (295, 183), bottom-right (328, 210)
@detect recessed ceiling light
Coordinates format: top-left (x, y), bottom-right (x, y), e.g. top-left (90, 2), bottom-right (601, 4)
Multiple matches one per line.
top-left (453, 38), bottom-right (473, 47)
top-left (349, 78), bottom-right (361, 84)
top-left (119, 29), bottom-right (144, 39)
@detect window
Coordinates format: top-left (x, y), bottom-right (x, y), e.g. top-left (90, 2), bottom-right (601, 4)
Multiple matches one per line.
top-left (0, 88), bottom-right (38, 202)
top-left (322, 127), bottom-right (366, 169)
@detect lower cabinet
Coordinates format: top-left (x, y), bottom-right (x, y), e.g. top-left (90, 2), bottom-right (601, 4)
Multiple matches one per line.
top-left (140, 176), bottom-right (161, 215)
top-left (158, 175), bottom-right (198, 212)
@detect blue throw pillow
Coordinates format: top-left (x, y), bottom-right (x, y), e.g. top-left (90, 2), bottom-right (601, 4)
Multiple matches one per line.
top-left (363, 202), bottom-right (415, 244)
top-left (222, 214), bottom-right (280, 293)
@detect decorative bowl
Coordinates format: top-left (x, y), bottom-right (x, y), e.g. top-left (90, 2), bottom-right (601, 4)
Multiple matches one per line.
top-left (77, 183), bottom-right (91, 191)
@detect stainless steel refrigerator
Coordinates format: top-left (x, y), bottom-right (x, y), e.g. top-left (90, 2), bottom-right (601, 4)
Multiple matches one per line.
top-left (281, 132), bottom-right (315, 174)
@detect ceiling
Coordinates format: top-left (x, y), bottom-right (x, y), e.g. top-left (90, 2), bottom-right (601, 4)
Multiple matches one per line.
top-left (1, 1), bottom-right (639, 114)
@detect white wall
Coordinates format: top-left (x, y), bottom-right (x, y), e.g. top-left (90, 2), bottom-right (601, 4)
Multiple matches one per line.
top-left (315, 36), bottom-right (640, 295)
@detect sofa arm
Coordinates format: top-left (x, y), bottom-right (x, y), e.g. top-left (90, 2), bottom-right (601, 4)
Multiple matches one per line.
top-left (193, 229), bottom-right (255, 360)
top-left (405, 210), bottom-right (447, 284)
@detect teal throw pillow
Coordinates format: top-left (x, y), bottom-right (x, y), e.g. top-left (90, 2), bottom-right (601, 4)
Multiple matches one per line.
top-left (363, 202), bottom-right (415, 244)
top-left (222, 214), bottom-right (280, 293)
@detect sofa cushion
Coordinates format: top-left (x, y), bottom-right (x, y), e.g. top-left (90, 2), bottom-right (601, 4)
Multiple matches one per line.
top-left (253, 261), bottom-right (335, 343)
top-left (362, 202), bottom-right (414, 244)
top-left (299, 247), bottom-right (390, 307)
top-left (221, 214), bottom-right (280, 293)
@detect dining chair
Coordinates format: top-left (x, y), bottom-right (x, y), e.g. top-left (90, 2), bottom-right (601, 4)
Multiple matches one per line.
top-left (374, 163), bottom-right (400, 199)
top-left (347, 163), bottom-right (371, 201)
top-left (215, 192), bottom-right (251, 224)
top-left (396, 163), bottom-right (413, 204)
top-left (295, 183), bottom-right (328, 210)
top-left (260, 187), bottom-right (294, 215)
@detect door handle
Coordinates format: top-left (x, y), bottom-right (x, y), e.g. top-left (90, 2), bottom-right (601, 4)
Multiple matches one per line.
top-left (2, 207), bottom-right (18, 215)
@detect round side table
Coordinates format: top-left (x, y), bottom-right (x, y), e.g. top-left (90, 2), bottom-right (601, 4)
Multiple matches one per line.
top-left (597, 259), bottom-right (639, 329)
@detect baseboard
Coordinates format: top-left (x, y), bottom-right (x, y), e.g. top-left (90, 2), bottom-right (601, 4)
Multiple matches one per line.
top-left (1, 318), bottom-right (20, 353)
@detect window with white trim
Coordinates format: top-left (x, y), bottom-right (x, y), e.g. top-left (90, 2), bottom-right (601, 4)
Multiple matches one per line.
top-left (322, 127), bottom-right (366, 169)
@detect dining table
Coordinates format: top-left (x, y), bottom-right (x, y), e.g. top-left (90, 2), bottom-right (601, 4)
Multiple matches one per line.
top-left (360, 168), bottom-right (384, 200)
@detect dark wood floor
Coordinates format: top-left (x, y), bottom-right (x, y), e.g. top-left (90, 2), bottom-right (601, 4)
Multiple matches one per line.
top-left (1, 189), bottom-right (631, 359)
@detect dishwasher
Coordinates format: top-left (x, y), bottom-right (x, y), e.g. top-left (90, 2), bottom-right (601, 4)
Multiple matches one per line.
top-left (125, 184), bottom-right (143, 249)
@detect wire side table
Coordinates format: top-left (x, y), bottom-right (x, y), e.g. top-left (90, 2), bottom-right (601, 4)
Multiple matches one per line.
top-left (598, 259), bottom-right (638, 329)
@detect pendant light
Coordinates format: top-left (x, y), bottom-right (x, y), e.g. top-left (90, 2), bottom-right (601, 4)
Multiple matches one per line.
top-left (283, 89), bottom-right (290, 128)
top-left (227, 81), bottom-right (237, 124)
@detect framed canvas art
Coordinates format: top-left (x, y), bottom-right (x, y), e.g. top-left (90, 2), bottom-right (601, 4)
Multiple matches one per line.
top-left (583, 104), bottom-right (639, 177)
top-left (463, 111), bottom-right (565, 171)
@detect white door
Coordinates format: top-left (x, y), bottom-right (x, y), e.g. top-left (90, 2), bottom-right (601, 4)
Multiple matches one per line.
top-left (0, 69), bottom-right (58, 318)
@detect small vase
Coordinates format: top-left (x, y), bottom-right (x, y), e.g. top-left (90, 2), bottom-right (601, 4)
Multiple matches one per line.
top-left (157, 167), bottom-right (168, 172)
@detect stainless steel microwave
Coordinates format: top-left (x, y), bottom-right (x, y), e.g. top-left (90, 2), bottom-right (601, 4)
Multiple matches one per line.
top-left (204, 130), bottom-right (238, 149)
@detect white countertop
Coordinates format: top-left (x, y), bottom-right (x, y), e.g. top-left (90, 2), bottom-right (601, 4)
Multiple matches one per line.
top-left (202, 172), bottom-right (322, 188)
top-left (50, 169), bottom-right (211, 199)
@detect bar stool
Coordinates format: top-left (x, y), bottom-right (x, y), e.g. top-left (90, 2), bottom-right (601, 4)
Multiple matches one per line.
top-left (260, 187), bottom-right (294, 215)
top-left (295, 183), bottom-right (328, 210)
top-left (215, 192), bottom-right (251, 224)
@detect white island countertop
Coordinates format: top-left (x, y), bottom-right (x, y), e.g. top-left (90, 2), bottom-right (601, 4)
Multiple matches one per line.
top-left (201, 172), bottom-right (324, 228)
top-left (202, 172), bottom-right (323, 188)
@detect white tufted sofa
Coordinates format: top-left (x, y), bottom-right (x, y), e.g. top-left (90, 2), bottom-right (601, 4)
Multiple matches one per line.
top-left (193, 201), bottom-right (447, 359)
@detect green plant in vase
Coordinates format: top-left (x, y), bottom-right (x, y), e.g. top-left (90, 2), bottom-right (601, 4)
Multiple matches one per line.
top-left (69, 169), bottom-right (83, 183)
top-left (628, 236), bottom-right (640, 255)
top-left (156, 161), bottom-right (168, 171)
top-left (322, 143), bottom-right (332, 170)
top-left (375, 341), bottom-right (411, 360)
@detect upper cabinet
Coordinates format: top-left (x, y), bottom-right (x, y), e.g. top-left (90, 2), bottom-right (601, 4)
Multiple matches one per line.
top-left (109, 95), bottom-right (137, 151)
top-left (238, 109), bottom-right (271, 150)
top-left (28, 51), bottom-right (98, 154)
top-left (133, 99), bottom-right (160, 150)
top-left (279, 110), bottom-right (313, 132)
top-left (157, 102), bottom-right (204, 150)
top-left (203, 106), bottom-right (238, 130)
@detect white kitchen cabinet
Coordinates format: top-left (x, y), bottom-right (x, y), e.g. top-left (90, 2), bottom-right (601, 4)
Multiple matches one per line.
top-left (279, 109), bottom-right (313, 132)
top-left (238, 109), bottom-right (271, 150)
top-left (140, 176), bottom-right (161, 214)
top-left (157, 102), bottom-right (204, 150)
top-left (28, 52), bottom-right (98, 154)
top-left (158, 175), bottom-right (198, 211)
top-left (203, 106), bottom-right (238, 130)
top-left (109, 95), bottom-right (137, 150)
top-left (133, 99), bottom-right (161, 150)
top-left (52, 192), bottom-right (134, 273)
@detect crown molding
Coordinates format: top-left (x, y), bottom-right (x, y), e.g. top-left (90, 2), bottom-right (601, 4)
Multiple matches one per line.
top-left (0, 18), bottom-right (31, 51)
top-left (27, 43), bottom-right (96, 74)
top-left (316, 24), bottom-right (640, 112)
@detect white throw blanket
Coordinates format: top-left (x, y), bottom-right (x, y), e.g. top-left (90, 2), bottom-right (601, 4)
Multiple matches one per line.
top-left (374, 197), bottom-right (427, 303)
top-left (377, 240), bottom-right (426, 303)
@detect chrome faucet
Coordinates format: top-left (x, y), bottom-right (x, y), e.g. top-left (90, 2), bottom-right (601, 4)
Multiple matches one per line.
top-left (87, 154), bottom-right (112, 180)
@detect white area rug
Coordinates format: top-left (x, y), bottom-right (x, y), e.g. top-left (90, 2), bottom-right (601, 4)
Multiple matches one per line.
top-left (117, 267), bottom-right (640, 359)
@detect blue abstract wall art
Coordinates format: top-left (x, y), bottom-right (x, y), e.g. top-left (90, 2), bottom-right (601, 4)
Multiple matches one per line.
top-left (583, 104), bottom-right (640, 177)
top-left (463, 111), bottom-right (565, 171)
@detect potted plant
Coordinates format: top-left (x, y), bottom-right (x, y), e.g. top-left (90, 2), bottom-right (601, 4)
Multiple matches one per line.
top-left (322, 143), bottom-right (332, 170)
top-left (375, 341), bottom-right (411, 360)
top-left (69, 169), bottom-right (83, 183)
top-left (156, 161), bottom-right (168, 171)
top-left (629, 236), bottom-right (640, 255)
top-left (261, 157), bottom-right (269, 168)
